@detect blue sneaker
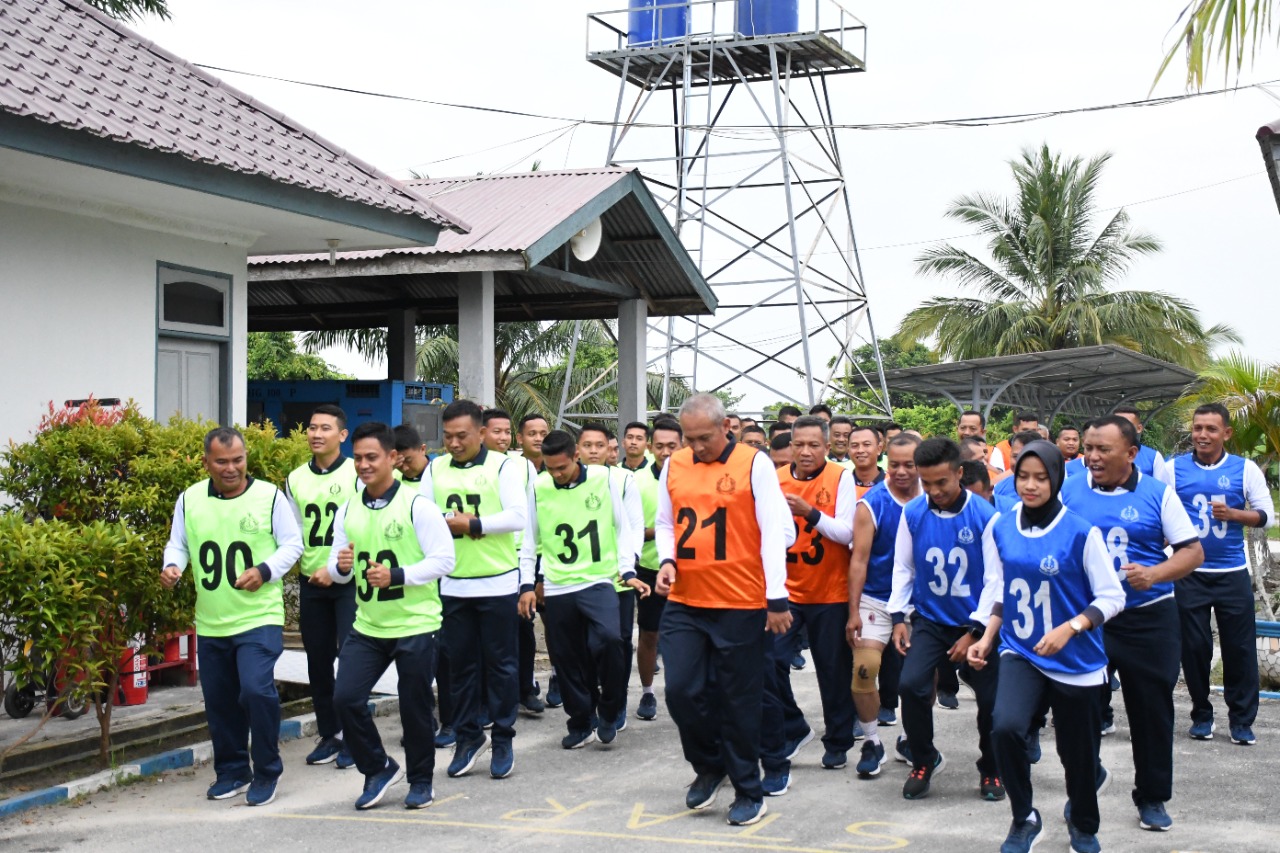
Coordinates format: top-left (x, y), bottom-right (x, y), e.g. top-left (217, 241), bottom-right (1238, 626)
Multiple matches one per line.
top-left (490, 740), bottom-right (514, 778)
top-left (447, 735), bottom-right (488, 778)
top-left (1189, 719), bottom-right (1215, 740)
top-left (546, 675), bottom-right (563, 708)
top-left (791, 652), bottom-right (806, 670)
top-left (335, 749), bottom-right (355, 770)
top-left (856, 740), bottom-right (887, 777)
top-left (853, 719), bottom-right (865, 741)
top-left (615, 707), bottom-right (628, 733)
top-left (520, 691), bottom-right (546, 715)
top-left (597, 718), bottom-right (618, 745)
top-left (937, 690), bottom-right (959, 710)
top-left (821, 748), bottom-right (847, 769)
top-left (245, 776), bottom-right (278, 807)
top-left (305, 736), bottom-right (344, 765)
top-left (893, 734), bottom-right (912, 764)
top-left (1230, 724), bottom-right (1257, 745)
top-left (783, 727), bottom-right (814, 761)
top-left (355, 758), bottom-right (403, 810)
top-left (999, 809), bottom-right (1042, 853)
top-left (561, 729), bottom-right (597, 749)
top-left (404, 782), bottom-right (433, 809)
top-left (1027, 728), bottom-right (1041, 764)
top-left (1064, 802), bottom-right (1101, 853)
top-left (1136, 797), bottom-right (1172, 831)
top-left (637, 692), bottom-right (658, 721)
top-left (1095, 764), bottom-right (1110, 794)
top-left (762, 770), bottom-right (790, 796)
top-left (877, 707), bottom-right (897, 726)
top-left (434, 725), bottom-right (456, 749)
top-left (206, 776), bottom-right (252, 800)
top-left (727, 796), bottom-right (767, 826)
top-left (685, 773), bottom-right (725, 810)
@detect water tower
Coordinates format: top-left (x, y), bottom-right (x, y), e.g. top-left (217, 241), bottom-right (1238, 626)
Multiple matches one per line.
top-left (586, 0), bottom-right (891, 413)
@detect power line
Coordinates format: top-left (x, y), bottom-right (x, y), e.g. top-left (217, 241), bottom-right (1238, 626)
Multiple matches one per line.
top-left (195, 62), bottom-right (1280, 133)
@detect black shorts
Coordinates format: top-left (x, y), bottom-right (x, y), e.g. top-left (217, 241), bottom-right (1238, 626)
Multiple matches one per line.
top-left (635, 567), bottom-right (667, 632)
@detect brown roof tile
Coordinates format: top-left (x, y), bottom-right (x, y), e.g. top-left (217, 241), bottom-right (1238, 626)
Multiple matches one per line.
top-left (0, 0), bottom-right (466, 231)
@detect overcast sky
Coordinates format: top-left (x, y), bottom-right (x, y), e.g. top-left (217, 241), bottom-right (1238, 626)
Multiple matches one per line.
top-left (134, 1), bottom-right (1280, 410)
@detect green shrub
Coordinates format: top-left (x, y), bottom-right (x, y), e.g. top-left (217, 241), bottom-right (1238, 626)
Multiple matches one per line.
top-left (0, 400), bottom-right (307, 765)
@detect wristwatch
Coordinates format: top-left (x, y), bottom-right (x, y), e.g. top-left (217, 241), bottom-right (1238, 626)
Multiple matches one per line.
top-left (1068, 618), bottom-right (1084, 635)
top-left (968, 624), bottom-right (985, 640)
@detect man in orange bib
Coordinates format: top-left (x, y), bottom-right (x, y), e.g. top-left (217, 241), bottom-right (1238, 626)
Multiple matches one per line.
top-left (656, 395), bottom-right (794, 827)
top-left (761, 416), bottom-right (857, 794)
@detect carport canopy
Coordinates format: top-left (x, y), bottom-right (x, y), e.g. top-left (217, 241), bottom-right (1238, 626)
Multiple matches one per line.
top-left (848, 344), bottom-right (1200, 424)
top-left (248, 167), bottom-right (716, 426)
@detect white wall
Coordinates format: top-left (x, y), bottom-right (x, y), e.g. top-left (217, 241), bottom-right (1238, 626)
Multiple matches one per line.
top-left (0, 200), bottom-right (248, 448)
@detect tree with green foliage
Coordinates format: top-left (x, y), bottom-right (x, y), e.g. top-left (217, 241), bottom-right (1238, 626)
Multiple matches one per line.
top-left (1155, 1), bottom-right (1278, 90)
top-left (86, 0), bottom-right (169, 22)
top-left (898, 145), bottom-right (1237, 369)
top-left (247, 332), bottom-right (352, 381)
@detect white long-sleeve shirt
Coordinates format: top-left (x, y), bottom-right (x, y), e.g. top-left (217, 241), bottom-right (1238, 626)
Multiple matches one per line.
top-left (655, 448), bottom-right (795, 603)
top-left (327, 485), bottom-right (455, 586)
top-left (792, 466), bottom-right (856, 546)
top-left (613, 466), bottom-right (645, 566)
top-left (416, 447), bottom-right (529, 597)
top-left (518, 466), bottom-right (635, 594)
top-left (162, 480), bottom-right (303, 582)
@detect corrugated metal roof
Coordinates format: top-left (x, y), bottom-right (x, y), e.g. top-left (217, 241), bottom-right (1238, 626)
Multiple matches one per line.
top-left (252, 168), bottom-right (632, 264)
top-left (0, 0), bottom-right (465, 230)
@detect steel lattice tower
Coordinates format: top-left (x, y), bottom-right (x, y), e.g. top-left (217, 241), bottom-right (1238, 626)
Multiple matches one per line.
top-left (585, 0), bottom-right (892, 414)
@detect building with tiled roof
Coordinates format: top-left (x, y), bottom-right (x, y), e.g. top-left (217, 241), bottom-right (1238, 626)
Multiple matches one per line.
top-left (0, 0), bottom-right (465, 443)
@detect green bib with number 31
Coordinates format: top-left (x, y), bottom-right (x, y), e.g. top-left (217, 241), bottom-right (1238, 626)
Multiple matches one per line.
top-left (183, 479), bottom-right (284, 637)
top-left (343, 487), bottom-right (440, 637)
top-left (534, 465), bottom-right (619, 587)
top-left (287, 458), bottom-right (360, 576)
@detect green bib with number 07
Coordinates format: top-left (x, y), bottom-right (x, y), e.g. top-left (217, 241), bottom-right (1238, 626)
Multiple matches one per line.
top-left (182, 479), bottom-right (284, 637)
top-left (343, 487), bottom-right (440, 637)
top-left (287, 458), bottom-right (360, 576)
top-left (430, 450), bottom-right (516, 578)
top-left (534, 465), bottom-right (619, 587)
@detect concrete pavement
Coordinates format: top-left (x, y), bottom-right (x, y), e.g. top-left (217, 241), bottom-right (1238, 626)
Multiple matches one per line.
top-left (3, 662), bottom-right (1276, 852)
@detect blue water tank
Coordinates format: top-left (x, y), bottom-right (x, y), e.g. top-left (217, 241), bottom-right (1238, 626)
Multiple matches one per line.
top-left (736, 0), bottom-right (799, 37)
top-left (628, 0), bottom-right (689, 47)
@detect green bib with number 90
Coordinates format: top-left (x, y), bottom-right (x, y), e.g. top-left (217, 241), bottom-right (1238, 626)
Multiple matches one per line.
top-left (534, 465), bottom-right (619, 587)
top-left (183, 479), bottom-right (284, 637)
top-left (343, 486), bottom-right (440, 637)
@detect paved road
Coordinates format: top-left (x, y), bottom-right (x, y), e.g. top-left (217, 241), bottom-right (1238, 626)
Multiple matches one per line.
top-left (4, 664), bottom-right (1276, 853)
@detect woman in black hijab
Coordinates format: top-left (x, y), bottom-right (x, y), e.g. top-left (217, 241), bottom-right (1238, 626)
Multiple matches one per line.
top-left (966, 441), bottom-right (1127, 853)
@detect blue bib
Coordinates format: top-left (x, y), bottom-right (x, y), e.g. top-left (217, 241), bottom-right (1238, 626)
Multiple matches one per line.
top-left (1170, 453), bottom-right (1248, 570)
top-left (1135, 444), bottom-right (1161, 478)
top-left (993, 476), bottom-right (1019, 514)
top-left (903, 491), bottom-right (995, 627)
top-left (1060, 472), bottom-right (1171, 608)
top-left (992, 509), bottom-right (1108, 675)
top-left (862, 482), bottom-right (909, 602)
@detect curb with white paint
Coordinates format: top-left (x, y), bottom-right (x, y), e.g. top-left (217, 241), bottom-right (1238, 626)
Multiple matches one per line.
top-left (0, 696), bottom-right (399, 820)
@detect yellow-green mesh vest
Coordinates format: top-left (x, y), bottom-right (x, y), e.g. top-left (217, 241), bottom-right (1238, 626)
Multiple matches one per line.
top-left (534, 465), bottom-right (619, 587)
top-left (343, 486), bottom-right (441, 637)
top-left (430, 449), bottom-right (517, 578)
top-left (183, 479), bottom-right (284, 637)
top-left (287, 457), bottom-right (360, 576)
top-left (635, 463), bottom-right (660, 570)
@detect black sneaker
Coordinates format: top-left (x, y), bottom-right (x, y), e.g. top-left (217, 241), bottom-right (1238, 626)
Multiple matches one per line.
top-left (937, 690), bottom-right (959, 710)
top-left (685, 772), bottom-right (726, 810)
top-left (980, 774), bottom-right (1005, 801)
top-left (902, 752), bottom-right (945, 800)
top-left (520, 691), bottom-right (546, 715)
top-left (545, 675), bottom-right (563, 708)
top-left (637, 692), bottom-right (658, 720)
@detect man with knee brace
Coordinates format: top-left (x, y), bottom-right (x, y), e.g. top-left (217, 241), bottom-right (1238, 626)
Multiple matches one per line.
top-left (848, 433), bottom-right (920, 777)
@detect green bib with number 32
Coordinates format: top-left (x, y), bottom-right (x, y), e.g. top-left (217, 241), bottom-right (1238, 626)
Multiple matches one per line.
top-left (343, 487), bottom-right (440, 637)
top-left (287, 458), bottom-right (360, 576)
top-left (431, 450), bottom-right (517, 578)
top-left (534, 465), bottom-right (619, 587)
top-left (182, 479), bottom-right (284, 637)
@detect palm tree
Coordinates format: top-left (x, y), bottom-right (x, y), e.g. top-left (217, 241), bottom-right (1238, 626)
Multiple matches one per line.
top-left (302, 321), bottom-right (690, 425)
top-left (87, 0), bottom-right (170, 21)
top-left (897, 145), bottom-right (1237, 368)
top-left (1154, 1), bottom-right (1278, 90)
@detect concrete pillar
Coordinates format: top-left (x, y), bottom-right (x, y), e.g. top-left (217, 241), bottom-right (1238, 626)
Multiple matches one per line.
top-left (617, 299), bottom-right (648, 427)
top-left (457, 271), bottom-right (495, 405)
top-left (386, 308), bottom-right (416, 381)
